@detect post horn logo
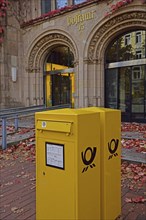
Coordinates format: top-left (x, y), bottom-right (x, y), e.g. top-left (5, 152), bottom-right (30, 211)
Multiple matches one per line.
top-left (81, 147), bottom-right (97, 173)
top-left (108, 138), bottom-right (119, 160)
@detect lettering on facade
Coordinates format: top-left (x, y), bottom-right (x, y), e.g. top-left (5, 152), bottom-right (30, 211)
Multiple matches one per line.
top-left (108, 138), bottom-right (119, 160)
top-left (67, 10), bottom-right (96, 31)
top-left (81, 147), bottom-right (97, 173)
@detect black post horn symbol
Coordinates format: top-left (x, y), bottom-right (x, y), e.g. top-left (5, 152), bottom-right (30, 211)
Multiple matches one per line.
top-left (108, 139), bottom-right (119, 160)
top-left (81, 147), bottom-right (97, 173)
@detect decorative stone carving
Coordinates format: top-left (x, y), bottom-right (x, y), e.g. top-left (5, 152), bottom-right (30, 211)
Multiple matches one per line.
top-left (88, 11), bottom-right (146, 61)
top-left (27, 33), bottom-right (76, 72)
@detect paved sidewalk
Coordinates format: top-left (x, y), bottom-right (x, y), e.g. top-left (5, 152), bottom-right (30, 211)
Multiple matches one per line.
top-left (0, 150), bottom-right (146, 220)
top-left (0, 158), bottom-right (35, 220)
top-left (121, 123), bottom-right (146, 163)
top-left (0, 117), bottom-right (146, 220)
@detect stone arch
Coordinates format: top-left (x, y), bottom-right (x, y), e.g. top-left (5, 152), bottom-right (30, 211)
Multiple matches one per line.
top-left (27, 32), bottom-right (78, 73)
top-left (25, 32), bottom-right (78, 106)
top-left (88, 11), bottom-right (146, 62)
top-left (84, 10), bottom-right (146, 107)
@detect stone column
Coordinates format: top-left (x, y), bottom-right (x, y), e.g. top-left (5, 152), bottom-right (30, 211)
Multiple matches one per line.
top-left (36, 68), bottom-right (43, 105)
top-left (33, 71), bottom-right (37, 105)
top-left (96, 58), bottom-right (104, 107)
top-left (25, 70), bottom-right (30, 107)
top-left (27, 69), bottom-right (37, 106)
top-left (78, 58), bottom-right (84, 108)
top-left (83, 58), bottom-right (88, 107)
top-left (39, 70), bottom-right (44, 105)
top-left (74, 60), bottom-right (79, 108)
top-left (35, 71), bottom-right (40, 105)
top-left (93, 59), bottom-right (98, 106)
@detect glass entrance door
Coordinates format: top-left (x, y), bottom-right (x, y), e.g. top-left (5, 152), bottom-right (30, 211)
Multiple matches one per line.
top-left (131, 66), bottom-right (145, 120)
top-left (105, 65), bottom-right (146, 122)
top-left (119, 67), bottom-right (132, 121)
top-left (51, 74), bottom-right (71, 106)
top-left (119, 66), bottom-right (145, 121)
top-left (44, 45), bottom-right (74, 107)
top-left (105, 30), bottom-right (146, 122)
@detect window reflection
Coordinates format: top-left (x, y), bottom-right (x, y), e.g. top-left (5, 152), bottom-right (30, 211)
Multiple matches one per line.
top-left (106, 30), bottom-right (146, 63)
top-left (41, 0), bottom-right (51, 14)
top-left (56, 0), bottom-right (68, 9)
top-left (47, 46), bottom-right (74, 68)
top-left (105, 69), bottom-right (118, 109)
top-left (135, 31), bottom-right (142, 44)
top-left (41, 0), bottom-right (87, 14)
top-left (124, 34), bottom-right (131, 46)
top-left (105, 30), bottom-right (146, 121)
top-left (74, 0), bottom-right (86, 4)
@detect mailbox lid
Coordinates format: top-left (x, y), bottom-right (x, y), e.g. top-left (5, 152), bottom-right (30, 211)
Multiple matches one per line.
top-left (36, 120), bottom-right (72, 133)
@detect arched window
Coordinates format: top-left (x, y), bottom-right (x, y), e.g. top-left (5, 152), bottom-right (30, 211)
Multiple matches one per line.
top-left (105, 30), bottom-right (146, 122)
top-left (47, 46), bottom-right (74, 68)
top-left (106, 30), bottom-right (146, 63)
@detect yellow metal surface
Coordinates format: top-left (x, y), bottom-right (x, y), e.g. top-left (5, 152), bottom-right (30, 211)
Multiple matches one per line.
top-left (81, 107), bottom-right (121, 220)
top-left (35, 108), bottom-right (101, 220)
top-left (36, 120), bottom-right (72, 133)
top-left (46, 74), bottom-right (51, 106)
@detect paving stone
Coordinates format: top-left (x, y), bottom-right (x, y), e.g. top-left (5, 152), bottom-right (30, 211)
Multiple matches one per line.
top-left (122, 148), bottom-right (146, 163)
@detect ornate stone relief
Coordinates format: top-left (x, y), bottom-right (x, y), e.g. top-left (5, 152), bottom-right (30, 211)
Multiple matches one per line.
top-left (88, 11), bottom-right (146, 62)
top-left (27, 33), bottom-right (76, 73)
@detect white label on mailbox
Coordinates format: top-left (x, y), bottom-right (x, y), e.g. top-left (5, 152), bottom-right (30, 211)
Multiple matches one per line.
top-left (46, 143), bottom-right (64, 169)
top-left (42, 121), bottom-right (46, 128)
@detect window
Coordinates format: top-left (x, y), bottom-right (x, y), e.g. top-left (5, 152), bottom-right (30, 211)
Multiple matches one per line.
top-left (132, 67), bottom-right (142, 80)
top-left (105, 30), bottom-right (146, 121)
top-left (41, 0), bottom-right (87, 14)
top-left (124, 34), bottom-right (131, 46)
top-left (136, 50), bottom-right (142, 59)
top-left (56, 0), bottom-right (68, 9)
top-left (136, 32), bottom-right (142, 44)
top-left (106, 30), bottom-right (146, 63)
top-left (41, 0), bottom-right (51, 14)
top-left (47, 46), bottom-right (74, 67)
top-left (73, 0), bottom-right (86, 4)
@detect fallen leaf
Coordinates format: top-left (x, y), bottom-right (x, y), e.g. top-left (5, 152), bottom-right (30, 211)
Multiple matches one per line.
top-left (125, 198), bottom-right (132, 203)
top-left (11, 207), bottom-right (24, 213)
top-left (125, 196), bottom-right (146, 203)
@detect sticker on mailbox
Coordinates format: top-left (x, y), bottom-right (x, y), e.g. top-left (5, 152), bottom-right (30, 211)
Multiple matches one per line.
top-left (42, 121), bottom-right (46, 128)
top-left (46, 142), bottom-right (64, 170)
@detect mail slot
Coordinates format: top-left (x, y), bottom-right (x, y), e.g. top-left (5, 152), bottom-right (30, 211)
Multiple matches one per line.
top-left (37, 120), bottom-right (72, 133)
top-left (35, 108), bottom-right (101, 220)
top-left (81, 107), bottom-right (121, 220)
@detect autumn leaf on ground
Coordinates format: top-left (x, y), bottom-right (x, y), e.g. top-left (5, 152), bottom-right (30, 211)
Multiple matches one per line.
top-left (121, 162), bottom-right (146, 190)
top-left (125, 196), bottom-right (146, 203)
top-left (11, 207), bottom-right (24, 213)
top-left (121, 139), bottom-right (146, 153)
top-left (121, 123), bottom-right (146, 132)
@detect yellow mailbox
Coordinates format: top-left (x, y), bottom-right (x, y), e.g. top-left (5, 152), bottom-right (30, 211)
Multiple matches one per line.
top-left (35, 108), bottom-right (101, 220)
top-left (81, 107), bottom-right (121, 220)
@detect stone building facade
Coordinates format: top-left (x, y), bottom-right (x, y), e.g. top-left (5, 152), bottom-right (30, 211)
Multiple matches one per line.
top-left (0, 0), bottom-right (146, 122)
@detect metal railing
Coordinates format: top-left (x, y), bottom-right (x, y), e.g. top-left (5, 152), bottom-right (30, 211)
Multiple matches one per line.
top-left (0, 104), bottom-right (71, 150)
top-left (0, 105), bottom-right (45, 114)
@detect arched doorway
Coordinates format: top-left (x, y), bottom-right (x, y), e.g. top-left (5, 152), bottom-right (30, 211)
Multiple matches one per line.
top-left (44, 45), bottom-right (75, 106)
top-left (27, 33), bottom-right (77, 107)
top-left (105, 30), bottom-right (146, 122)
